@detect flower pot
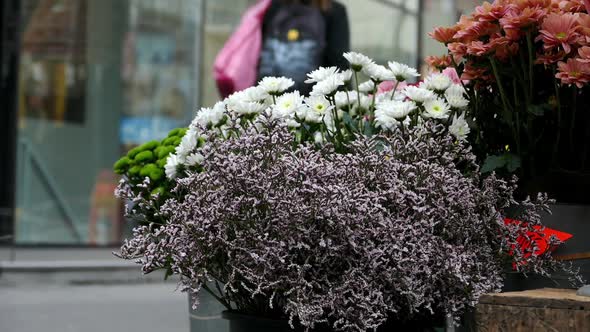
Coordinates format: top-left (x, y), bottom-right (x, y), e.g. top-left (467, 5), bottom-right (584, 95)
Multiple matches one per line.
top-left (221, 311), bottom-right (303, 332)
top-left (188, 287), bottom-right (229, 332)
top-left (222, 310), bottom-right (449, 332)
top-left (503, 203), bottom-right (590, 292)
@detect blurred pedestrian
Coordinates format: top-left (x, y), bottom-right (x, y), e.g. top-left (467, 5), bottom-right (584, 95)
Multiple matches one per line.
top-left (258, 0), bottom-right (350, 94)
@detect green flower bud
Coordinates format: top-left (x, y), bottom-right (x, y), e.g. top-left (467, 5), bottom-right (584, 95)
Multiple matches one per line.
top-left (139, 140), bottom-right (159, 151)
top-left (113, 157), bottom-right (131, 174)
top-left (163, 136), bottom-right (177, 146)
top-left (128, 165), bottom-right (142, 176)
top-left (139, 163), bottom-right (158, 177)
top-left (135, 150), bottom-right (154, 163)
top-left (151, 186), bottom-right (166, 197)
top-left (156, 158), bottom-right (168, 168)
top-left (167, 128), bottom-right (181, 137)
top-left (127, 146), bottom-right (142, 159)
top-left (149, 168), bottom-right (164, 182)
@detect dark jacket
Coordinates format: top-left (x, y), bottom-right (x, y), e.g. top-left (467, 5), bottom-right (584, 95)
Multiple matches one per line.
top-left (262, 0), bottom-right (351, 71)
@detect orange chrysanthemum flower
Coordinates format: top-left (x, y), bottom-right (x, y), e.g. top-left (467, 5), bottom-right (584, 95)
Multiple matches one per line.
top-left (455, 20), bottom-right (499, 42)
top-left (500, 6), bottom-right (547, 30)
top-left (474, 1), bottom-right (515, 22)
top-left (467, 41), bottom-right (492, 56)
top-left (496, 42), bottom-right (520, 61)
top-left (559, 0), bottom-right (587, 13)
top-left (461, 63), bottom-right (492, 81)
top-left (578, 13), bottom-right (590, 42)
top-left (555, 58), bottom-right (590, 87)
top-left (535, 50), bottom-right (567, 64)
top-left (425, 55), bottom-right (453, 70)
top-left (537, 13), bottom-right (582, 53)
top-left (429, 26), bottom-right (459, 44)
top-left (578, 46), bottom-right (590, 62)
top-left (448, 42), bottom-right (468, 61)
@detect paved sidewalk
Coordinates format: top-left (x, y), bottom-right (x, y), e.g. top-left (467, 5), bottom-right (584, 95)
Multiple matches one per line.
top-left (0, 283), bottom-right (189, 332)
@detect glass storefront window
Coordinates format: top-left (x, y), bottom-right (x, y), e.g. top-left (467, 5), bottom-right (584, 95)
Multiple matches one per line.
top-left (5, 0), bottom-right (474, 246)
top-left (14, 0), bottom-right (204, 245)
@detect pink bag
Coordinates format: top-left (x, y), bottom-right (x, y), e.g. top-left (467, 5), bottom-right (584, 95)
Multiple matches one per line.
top-left (214, 0), bottom-right (272, 98)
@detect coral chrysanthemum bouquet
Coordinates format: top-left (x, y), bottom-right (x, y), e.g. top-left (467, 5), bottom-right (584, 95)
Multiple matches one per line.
top-left (430, 0), bottom-right (590, 203)
top-left (113, 52), bottom-right (575, 330)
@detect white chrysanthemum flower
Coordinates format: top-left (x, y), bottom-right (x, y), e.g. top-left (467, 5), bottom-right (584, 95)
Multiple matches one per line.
top-left (258, 76), bottom-right (294, 95)
top-left (445, 84), bottom-right (466, 98)
top-left (338, 69), bottom-right (353, 83)
top-left (343, 51), bottom-right (374, 71)
top-left (358, 80), bottom-right (376, 93)
top-left (359, 93), bottom-right (372, 110)
top-left (449, 113), bottom-right (471, 141)
top-left (388, 61), bottom-right (419, 82)
top-left (423, 98), bottom-right (451, 119)
top-left (403, 86), bottom-right (436, 103)
top-left (424, 73), bottom-right (452, 92)
top-left (243, 86), bottom-right (269, 102)
top-left (175, 127), bottom-right (199, 159)
top-left (445, 93), bottom-right (469, 109)
top-left (363, 63), bottom-right (395, 82)
top-left (374, 113), bottom-right (400, 130)
top-left (310, 75), bottom-right (344, 96)
top-left (304, 95), bottom-right (332, 122)
top-left (305, 66), bottom-right (339, 84)
top-left (226, 87), bottom-right (268, 113)
top-left (192, 102), bottom-right (226, 128)
top-left (165, 154), bottom-right (181, 179)
top-left (231, 101), bottom-right (267, 115)
top-left (375, 100), bottom-right (416, 120)
top-left (185, 152), bottom-right (204, 166)
top-left (274, 91), bottom-right (304, 118)
top-left (313, 131), bottom-right (324, 144)
top-left (334, 91), bottom-right (356, 109)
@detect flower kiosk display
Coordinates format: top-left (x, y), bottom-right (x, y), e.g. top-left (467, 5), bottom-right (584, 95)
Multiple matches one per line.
top-left (113, 1), bottom-right (590, 330)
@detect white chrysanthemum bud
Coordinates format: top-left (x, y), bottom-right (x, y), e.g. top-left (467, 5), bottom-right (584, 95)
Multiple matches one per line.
top-left (258, 76), bottom-right (294, 95)
top-left (343, 51), bottom-right (375, 72)
top-left (424, 73), bottom-right (452, 92)
top-left (403, 86), bottom-right (436, 103)
top-left (388, 61), bottom-right (419, 82)
top-left (449, 113), bottom-right (471, 141)
top-left (305, 67), bottom-right (339, 84)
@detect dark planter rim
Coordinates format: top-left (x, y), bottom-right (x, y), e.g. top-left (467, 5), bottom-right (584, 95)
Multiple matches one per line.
top-left (221, 310), bottom-right (292, 328)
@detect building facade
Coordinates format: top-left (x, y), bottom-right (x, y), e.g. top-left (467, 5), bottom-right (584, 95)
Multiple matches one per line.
top-left (0, 0), bottom-right (467, 247)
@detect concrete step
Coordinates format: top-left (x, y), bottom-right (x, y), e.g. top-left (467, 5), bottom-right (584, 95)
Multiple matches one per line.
top-left (0, 248), bottom-right (176, 287)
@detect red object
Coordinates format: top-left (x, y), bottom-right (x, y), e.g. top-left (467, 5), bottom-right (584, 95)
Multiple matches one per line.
top-left (504, 218), bottom-right (573, 258)
top-left (585, 0), bottom-right (590, 14)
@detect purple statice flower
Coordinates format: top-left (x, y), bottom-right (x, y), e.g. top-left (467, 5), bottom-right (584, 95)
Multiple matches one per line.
top-left (117, 119), bottom-right (577, 331)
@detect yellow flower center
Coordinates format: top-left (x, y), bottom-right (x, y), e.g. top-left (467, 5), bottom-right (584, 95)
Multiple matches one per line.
top-left (571, 71), bottom-right (580, 77)
top-left (556, 32), bottom-right (567, 40)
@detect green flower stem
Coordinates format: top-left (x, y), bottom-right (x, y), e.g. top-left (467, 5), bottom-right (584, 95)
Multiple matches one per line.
top-left (353, 70), bottom-right (364, 133)
top-left (389, 80), bottom-right (400, 101)
top-left (526, 31), bottom-right (535, 100)
top-left (490, 57), bottom-right (520, 156)
top-left (370, 83), bottom-right (378, 113)
top-left (354, 70), bottom-right (362, 113)
top-left (551, 66), bottom-right (562, 167)
top-left (202, 283), bottom-right (231, 310)
top-left (570, 87), bottom-right (578, 152)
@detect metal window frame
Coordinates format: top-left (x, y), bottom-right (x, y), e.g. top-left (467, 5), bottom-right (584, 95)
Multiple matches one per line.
top-left (0, 0), bottom-right (20, 247)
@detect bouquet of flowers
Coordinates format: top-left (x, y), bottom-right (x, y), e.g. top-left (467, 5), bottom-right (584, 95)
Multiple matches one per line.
top-left (430, 0), bottom-right (590, 203)
top-left (114, 52), bottom-right (574, 331)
